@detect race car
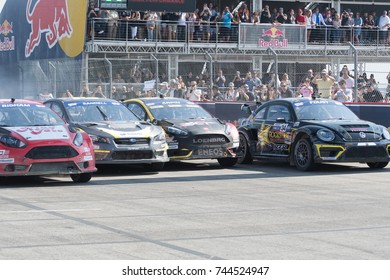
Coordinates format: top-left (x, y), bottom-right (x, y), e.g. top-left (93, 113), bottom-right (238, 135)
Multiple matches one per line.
top-left (123, 97), bottom-right (239, 167)
top-left (0, 99), bottom-right (96, 182)
top-left (238, 98), bottom-right (390, 170)
top-left (44, 98), bottom-right (168, 170)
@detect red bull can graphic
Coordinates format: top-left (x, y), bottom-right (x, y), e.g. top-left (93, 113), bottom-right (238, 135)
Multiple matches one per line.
top-left (0, 19), bottom-right (15, 52)
top-left (25, 0), bottom-right (73, 58)
top-left (259, 26), bottom-right (288, 48)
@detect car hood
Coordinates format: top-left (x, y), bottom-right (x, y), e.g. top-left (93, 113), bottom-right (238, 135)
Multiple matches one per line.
top-left (303, 119), bottom-right (385, 141)
top-left (4, 125), bottom-right (71, 141)
top-left (76, 121), bottom-right (155, 138)
top-left (161, 118), bottom-right (226, 134)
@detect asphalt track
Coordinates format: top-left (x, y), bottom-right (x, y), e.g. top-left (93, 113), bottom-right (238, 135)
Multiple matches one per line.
top-left (1, 160), bottom-right (389, 260)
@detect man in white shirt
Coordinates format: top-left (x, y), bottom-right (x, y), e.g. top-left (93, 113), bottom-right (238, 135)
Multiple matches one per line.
top-left (186, 81), bottom-right (202, 101)
top-left (332, 80), bottom-right (352, 102)
top-left (378, 10), bottom-right (390, 43)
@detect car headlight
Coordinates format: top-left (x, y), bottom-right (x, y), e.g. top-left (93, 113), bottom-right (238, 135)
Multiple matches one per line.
top-left (73, 132), bottom-right (84, 147)
top-left (153, 132), bottom-right (166, 142)
top-left (89, 134), bottom-right (110, 144)
top-left (167, 126), bottom-right (188, 136)
top-left (382, 128), bottom-right (390, 140)
top-left (316, 129), bottom-right (335, 142)
top-left (0, 135), bottom-right (27, 148)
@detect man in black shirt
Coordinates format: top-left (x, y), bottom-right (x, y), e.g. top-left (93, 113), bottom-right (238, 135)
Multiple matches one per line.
top-left (363, 83), bottom-right (384, 102)
top-left (260, 5), bottom-right (272, 23)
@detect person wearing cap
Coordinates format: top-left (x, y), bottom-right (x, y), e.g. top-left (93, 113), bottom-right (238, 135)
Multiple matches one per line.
top-left (332, 79), bottom-right (352, 102)
top-left (362, 83), bottom-right (384, 103)
top-left (224, 82), bottom-right (236, 101)
top-left (158, 81), bottom-right (169, 97)
top-left (165, 79), bottom-right (177, 97)
top-left (313, 69), bottom-right (335, 98)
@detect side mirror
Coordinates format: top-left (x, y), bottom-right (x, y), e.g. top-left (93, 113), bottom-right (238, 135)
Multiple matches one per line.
top-left (240, 104), bottom-right (252, 115)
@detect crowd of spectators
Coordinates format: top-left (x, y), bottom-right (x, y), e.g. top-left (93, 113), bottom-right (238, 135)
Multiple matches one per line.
top-left (87, 1), bottom-right (390, 44)
top-left (83, 65), bottom-right (390, 103)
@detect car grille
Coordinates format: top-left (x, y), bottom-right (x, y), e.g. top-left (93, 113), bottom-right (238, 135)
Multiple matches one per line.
top-left (192, 134), bottom-right (228, 145)
top-left (344, 146), bottom-right (388, 159)
top-left (111, 151), bottom-right (154, 160)
top-left (29, 162), bottom-right (78, 173)
top-left (25, 146), bottom-right (79, 159)
top-left (114, 138), bottom-right (149, 146)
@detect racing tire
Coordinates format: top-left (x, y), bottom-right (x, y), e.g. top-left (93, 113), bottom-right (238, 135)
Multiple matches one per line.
top-left (237, 133), bottom-right (253, 164)
top-left (293, 138), bottom-right (315, 171)
top-left (367, 162), bottom-right (389, 169)
top-left (148, 162), bottom-right (165, 171)
top-left (70, 173), bottom-right (92, 183)
top-left (217, 157), bottom-right (238, 167)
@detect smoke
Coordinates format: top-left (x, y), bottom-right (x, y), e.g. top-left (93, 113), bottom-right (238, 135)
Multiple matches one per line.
top-left (0, 65), bottom-right (20, 99)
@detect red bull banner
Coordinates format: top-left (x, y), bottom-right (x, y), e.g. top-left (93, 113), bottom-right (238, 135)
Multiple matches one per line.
top-left (0, 0), bottom-right (88, 64)
top-left (259, 25), bottom-right (289, 48)
top-left (127, 0), bottom-right (195, 13)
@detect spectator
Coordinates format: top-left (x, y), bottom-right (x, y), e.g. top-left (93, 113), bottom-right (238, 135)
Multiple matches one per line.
top-left (80, 83), bottom-right (91, 97)
top-left (297, 78), bottom-right (314, 98)
top-left (311, 7), bottom-right (326, 42)
top-left (146, 12), bottom-right (157, 41)
top-left (305, 9), bottom-right (315, 42)
top-left (286, 9), bottom-right (296, 24)
top-left (224, 82), bottom-right (236, 101)
top-left (280, 73), bottom-right (292, 88)
top-left (220, 6), bottom-right (233, 42)
top-left (39, 89), bottom-right (54, 100)
top-left (332, 79), bottom-right (352, 102)
top-left (215, 69), bottom-right (226, 87)
top-left (378, 10), bottom-right (390, 43)
top-left (129, 11), bottom-right (141, 40)
top-left (232, 71), bottom-right (244, 88)
top-left (242, 84), bottom-right (255, 101)
top-left (277, 82), bottom-right (294, 98)
top-left (260, 5), bottom-right (271, 23)
top-left (275, 7), bottom-right (287, 24)
top-left (92, 85), bottom-right (106, 98)
top-left (168, 12), bottom-right (179, 41)
top-left (235, 85), bottom-right (249, 101)
top-left (244, 72), bottom-right (254, 91)
top-left (256, 84), bottom-right (268, 101)
top-left (296, 9), bottom-right (306, 25)
top-left (262, 86), bottom-right (276, 101)
top-left (338, 66), bottom-right (354, 90)
top-left (353, 12), bottom-right (363, 44)
top-left (165, 79), bottom-right (177, 97)
top-left (323, 9), bottom-right (333, 42)
top-left (199, 4), bottom-right (212, 42)
top-left (107, 10), bottom-right (119, 39)
top-left (212, 85), bottom-right (224, 101)
top-left (158, 81), bottom-right (169, 97)
top-left (62, 89), bottom-right (74, 98)
top-left (187, 12), bottom-right (198, 42)
top-left (173, 81), bottom-right (185, 98)
top-left (186, 81), bottom-right (202, 101)
top-left (364, 13), bottom-right (376, 43)
top-left (252, 11), bottom-right (260, 24)
top-left (363, 83), bottom-right (384, 102)
top-left (87, 2), bottom-right (98, 37)
top-left (177, 12), bottom-right (187, 42)
top-left (368, 73), bottom-right (377, 85)
top-left (313, 69), bottom-right (336, 98)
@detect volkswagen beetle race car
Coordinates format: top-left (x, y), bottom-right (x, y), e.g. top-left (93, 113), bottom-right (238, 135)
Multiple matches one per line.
top-left (123, 98), bottom-right (239, 167)
top-left (44, 98), bottom-right (168, 170)
top-left (0, 99), bottom-right (96, 182)
top-left (238, 98), bottom-right (390, 171)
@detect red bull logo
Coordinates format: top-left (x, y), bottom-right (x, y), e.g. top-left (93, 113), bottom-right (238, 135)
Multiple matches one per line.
top-left (259, 26), bottom-right (288, 48)
top-left (25, 0), bottom-right (73, 58)
top-left (0, 19), bottom-right (15, 52)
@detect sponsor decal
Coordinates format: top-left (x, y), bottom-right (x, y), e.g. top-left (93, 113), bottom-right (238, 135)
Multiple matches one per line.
top-left (259, 26), bottom-right (288, 48)
top-left (357, 142), bottom-right (376, 146)
top-left (25, 0), bottom-right (87, 58)
top-left (0, 19), bottom-right (15, 52)
top-left (0, 158), bottom-right (14, 163)
top-left (359, 132), bottom-right (366, 138)
top-left (83, 155), bottom-right (93, 161)
top-left (193, 138), bottom-right (226, 144)
top-left (197, 148), bottom-right (223, 156)
top-left (7, 125), bottom-right (70, 140)
top-left (350, 127), bottom-right (369, 132)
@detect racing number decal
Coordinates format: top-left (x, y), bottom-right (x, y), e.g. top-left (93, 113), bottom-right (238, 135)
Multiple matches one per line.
top-left (259, 122), bottom-right (292, 155)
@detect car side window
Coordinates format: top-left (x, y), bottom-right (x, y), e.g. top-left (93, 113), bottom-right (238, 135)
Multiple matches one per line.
top-left (254, 107), bottom-right (266, 120)
top-left (50, 103), bottom-right (64, 119)
top-left (266, 105), bottom-right (291, 122)
top-left (127, 103), bottom-right (148, 121)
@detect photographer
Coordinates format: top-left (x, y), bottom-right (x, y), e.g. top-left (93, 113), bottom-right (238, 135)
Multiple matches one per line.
top-left (260, 5), bottom-right (271, 23)
top-left (313, 69), bottom-right (335, 99)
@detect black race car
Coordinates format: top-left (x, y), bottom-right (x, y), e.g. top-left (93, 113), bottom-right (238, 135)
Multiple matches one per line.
top-left (123, 98), bottom-right (240, 167)
top-left (44, 98), bottom-right (168, 170)
top-left (238, 98), bottom-right (390, 170)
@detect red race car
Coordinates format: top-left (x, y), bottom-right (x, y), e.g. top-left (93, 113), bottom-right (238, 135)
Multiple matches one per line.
top-left (0, 99), bottom-right (96, 182)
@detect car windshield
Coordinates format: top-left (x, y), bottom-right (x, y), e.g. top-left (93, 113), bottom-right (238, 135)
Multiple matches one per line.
top-left (293, 100), bottom-right (359, 121)
top-left (65, 100), bottom-right (139, 123)
top-left (0, 103), bottom-right (64, 127)
top-left (149, 103), bottom-right (212, 120)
